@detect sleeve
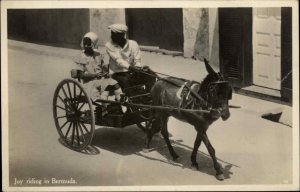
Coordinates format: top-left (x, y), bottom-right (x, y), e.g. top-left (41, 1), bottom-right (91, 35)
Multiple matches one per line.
top-left (94, 52), bottom-right (104, 68)
top-left (132, 41), bottom-right (141, 66)
top-left (105, 42), bottom-right (130, 69)
top-left (73, 54), bottom-right (86, 72)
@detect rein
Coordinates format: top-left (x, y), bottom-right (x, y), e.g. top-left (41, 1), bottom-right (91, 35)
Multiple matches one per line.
top-left (137, 69), bottom-right (238, 109)
top-left (137, 70), bottom-right (209, 108)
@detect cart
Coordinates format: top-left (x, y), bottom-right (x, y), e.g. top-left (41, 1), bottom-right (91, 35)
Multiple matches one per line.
top-left (52, 70), bottom-right (157, 151)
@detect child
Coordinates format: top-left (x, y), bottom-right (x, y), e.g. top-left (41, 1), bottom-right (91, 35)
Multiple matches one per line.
top-left (74, 32), bottom-right (123, 104)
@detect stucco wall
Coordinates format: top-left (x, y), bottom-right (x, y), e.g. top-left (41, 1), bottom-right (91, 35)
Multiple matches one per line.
top-left (183, 8), bottom-right (219, 70)
top-left (89, 8), bottom-right (220, 70)
top-left (208, 8), bottom-right (220, 71)
top-left (89, 9), bottom-right (126, 46)
top-left (183, 8), bottom-right (202, 58)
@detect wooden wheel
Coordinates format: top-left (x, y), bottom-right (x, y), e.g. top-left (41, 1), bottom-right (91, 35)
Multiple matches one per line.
top-left (53, 78), bottom-right (95, 151)
top-left (136, 118), bottom-right (154, 132)
top-left (127, 97), bottom-right (153, 132)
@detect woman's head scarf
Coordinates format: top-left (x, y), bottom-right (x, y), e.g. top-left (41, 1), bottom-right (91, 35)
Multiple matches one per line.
top-left (80, 32), bottom-right (99, 51)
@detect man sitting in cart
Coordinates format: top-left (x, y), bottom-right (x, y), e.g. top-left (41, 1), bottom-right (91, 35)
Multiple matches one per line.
top-left (105, 23), bottom-right (147, 90)
top-left (73, 32), bottom-right (123, 103)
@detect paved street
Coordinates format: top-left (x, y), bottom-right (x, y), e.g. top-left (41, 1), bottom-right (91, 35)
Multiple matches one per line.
top-left (6, 41), bottom-right (293, 188)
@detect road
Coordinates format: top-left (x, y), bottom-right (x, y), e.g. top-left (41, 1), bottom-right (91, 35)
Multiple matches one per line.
top-left (6, 44), bottom-right (293, 189)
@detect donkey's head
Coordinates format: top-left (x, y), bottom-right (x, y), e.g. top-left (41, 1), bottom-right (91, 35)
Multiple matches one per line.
top-left (200, 58), bottom-right (232, 121)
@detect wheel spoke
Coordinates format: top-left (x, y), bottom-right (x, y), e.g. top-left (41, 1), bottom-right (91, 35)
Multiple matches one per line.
top-left (77, 102), bottom-right (86, 111)
top-left (64, 121), bottom-right (73, 139)
top-left (79, 121), bottom-right (89, 133)
top-left (76, 90), bottom-right (83, 108)
top-left (56, 115), bottom-right (68, 119)
top-left (58, 95), bottom-right (73, 111)
top-left (71, 122), bottom-right (76, 145)
top-left (77, 123), bottom-right (86, 142)
top-left (56, 104), bottom-right (72, 113)
top-left (73, 83), bottom-right (77, 101)
top-left (67, 82), bottom-right (74, 104)
top-left (59, 120), bottom-right (69, 130)
top-left (75, 122), bottom-right (80, 146)
top-left (61, 86), bottom-right (73, 107)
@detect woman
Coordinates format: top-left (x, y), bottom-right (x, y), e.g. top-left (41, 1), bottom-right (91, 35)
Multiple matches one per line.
top-left (74, 32), bottom-right (123, 102)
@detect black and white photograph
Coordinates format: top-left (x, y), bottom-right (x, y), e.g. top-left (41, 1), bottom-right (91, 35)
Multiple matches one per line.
top-left (1, 0), bottom-right (299, 191)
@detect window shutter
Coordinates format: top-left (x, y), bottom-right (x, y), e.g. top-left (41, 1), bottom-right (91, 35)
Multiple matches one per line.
top-left (219, 8), bottom-right (253, 88)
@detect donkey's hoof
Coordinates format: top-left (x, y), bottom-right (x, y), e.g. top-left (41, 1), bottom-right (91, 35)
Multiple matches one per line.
top-left (191, 163), bottom-right (199, 170)
top-left (142, 148), bottom-right (155, 153)
top-left (216, 173), bottom-right (225, 181)
top-left (172, 154), bottom-right (179, 161)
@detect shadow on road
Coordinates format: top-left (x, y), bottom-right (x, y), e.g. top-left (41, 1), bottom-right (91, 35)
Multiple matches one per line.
top-left (58, 138), bottom-right (101, 155)
top-left (135, 138), bottom-right (234, 180)
top-left (89, 126), bottom-right (235, 180)
top-left (91, 126), bottom-right (147, 155)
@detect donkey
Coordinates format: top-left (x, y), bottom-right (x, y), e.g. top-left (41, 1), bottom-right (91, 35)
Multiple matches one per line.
top-left (147, 59), bottom-right (232, 180)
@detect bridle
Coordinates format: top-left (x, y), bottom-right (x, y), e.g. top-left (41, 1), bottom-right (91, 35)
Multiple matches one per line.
top-left (205, 73), bottom-right (232, 104)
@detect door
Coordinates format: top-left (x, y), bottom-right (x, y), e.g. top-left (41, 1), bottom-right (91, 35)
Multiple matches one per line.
top-left (253, 8), bottom-right (281, 90)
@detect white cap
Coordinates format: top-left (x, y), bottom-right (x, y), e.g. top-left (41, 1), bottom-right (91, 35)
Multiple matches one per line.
top-left (108, 24), bottom-right (128, 33)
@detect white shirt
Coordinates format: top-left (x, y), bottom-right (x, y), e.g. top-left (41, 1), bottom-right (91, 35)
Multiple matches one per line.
top-left (105, 39), bottom-right (141, 73)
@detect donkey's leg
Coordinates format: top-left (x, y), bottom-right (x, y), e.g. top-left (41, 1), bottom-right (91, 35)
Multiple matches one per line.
top-left (201, 132), bottom-right (224, 180)
top-left (146, 130), bottom-right (153, 149)
top-left (146, 114), bottom-right (162, 149)
top-left (191, 132), bottom-right (202, 170)
top-left (160, 114), bottom-right (179, 160)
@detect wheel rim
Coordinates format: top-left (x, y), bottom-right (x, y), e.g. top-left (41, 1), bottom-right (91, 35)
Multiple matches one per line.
top-left (53, 78), bottom-right (95, 151)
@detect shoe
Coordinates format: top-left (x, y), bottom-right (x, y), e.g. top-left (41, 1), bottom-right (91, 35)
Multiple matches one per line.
top-left (121, 105), bottom-right (127, 113)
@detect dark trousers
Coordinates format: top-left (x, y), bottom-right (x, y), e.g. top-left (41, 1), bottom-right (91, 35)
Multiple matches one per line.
top-left (111, 72), bottom-right (134, 89)
top-left (112, 71), bottom-right (154, 94)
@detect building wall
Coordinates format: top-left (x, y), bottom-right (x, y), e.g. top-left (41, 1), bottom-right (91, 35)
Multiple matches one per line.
top-left (182, 9), bottom-right (203, 58)
top-left (208, 8), bottom-right (220, 71)
top-left (89, 8), bottom-right (219, 69)
top-left (8, 8), bottom-right (220, 70)
top-left (183, 8), bottom-right (219, 70)
top-left (89, 9), bottom-right (126, 46)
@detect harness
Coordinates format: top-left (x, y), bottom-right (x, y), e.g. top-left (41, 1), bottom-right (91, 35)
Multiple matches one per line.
top-left (137, 69), bottom-right (232, 113)
top-left (178, 81), bottom-right (203, 109)
top-left (158, 78), bottom-right (210, 115)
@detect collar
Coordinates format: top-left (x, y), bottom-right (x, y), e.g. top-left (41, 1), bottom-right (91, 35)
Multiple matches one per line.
top-left (111, 39), bottom-right (129, 50)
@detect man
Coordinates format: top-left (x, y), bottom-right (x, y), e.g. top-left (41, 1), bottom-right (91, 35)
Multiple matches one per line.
top-left (105, 23), bottom-right (144, 89)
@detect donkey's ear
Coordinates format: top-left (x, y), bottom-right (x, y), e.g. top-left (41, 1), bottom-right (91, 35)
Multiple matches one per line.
top-left (204, 58), bottom-right (216, 74)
